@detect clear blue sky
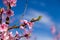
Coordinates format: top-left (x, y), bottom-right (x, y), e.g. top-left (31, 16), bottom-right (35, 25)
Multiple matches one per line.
top-left (0, 0), bottom-right (60, 40)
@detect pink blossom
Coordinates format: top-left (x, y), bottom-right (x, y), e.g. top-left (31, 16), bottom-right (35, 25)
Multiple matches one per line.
top-left (50, 25), bottom-right (56, 34)
top-left (20, 26), bottom-right (25, 30)
top-left (15, 31), bottom-right (20, 40)
top-left (16, 31), bottom-right (19, 35)
top-left (9, 32), bottom-right (14, 40)
top-left (3, 33), bottom-right (9, 40)
top-left (27, 22), bottom-right (34, 29)
top-left (20, 20), bottom-right (28, 24)
top-left (20, 20), bottom-right (34, 29)
top-left (6, 9), bottom-right (14, 17)
top-left (20, 20), bottom-right (29, 30)
top-left (0, 32), bottom-right (4, 40)
top-left (15, 31), bottom-right (19, 37)
top-left (0, 23), bottom-right (8, 32)
top-left (3, 0), bottom-right (17, 7)
top-left (24, 29), bottom-right (31, 39)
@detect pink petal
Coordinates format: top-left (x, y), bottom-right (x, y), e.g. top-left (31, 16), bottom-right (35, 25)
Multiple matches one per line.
top-left (20, 26), bottom-right (25, 30)
top-left (6, 9), bottom-right (14, 17)
top-left (20, 20), bottom-right (28, 24)
top-left (51, 25), bottom-right (56, 34)
top-left (3, 0), bottom-right (17, 7)
top-left (27, 22), bottom-right (34, 29)
top-left (16, 31), bottom-right (19, 34)
top-left (0, 23), bottom-right (8, 32)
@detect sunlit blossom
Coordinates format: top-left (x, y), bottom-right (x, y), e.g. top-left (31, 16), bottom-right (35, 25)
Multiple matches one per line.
top-left (3, 0), bottom-right (17, 7)
top-left (20, 20), bottom-right (34, 30)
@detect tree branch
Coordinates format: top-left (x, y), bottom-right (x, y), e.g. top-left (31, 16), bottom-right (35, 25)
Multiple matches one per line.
top-left (8, 25), bottom-right (19, 30)
top-left (8, 16), bottom-right (42, 30)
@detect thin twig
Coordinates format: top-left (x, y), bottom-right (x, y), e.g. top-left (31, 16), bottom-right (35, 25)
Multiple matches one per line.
top-left (20, 0), bottom-right (28, 20)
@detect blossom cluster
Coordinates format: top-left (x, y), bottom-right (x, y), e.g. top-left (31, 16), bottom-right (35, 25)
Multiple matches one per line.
top-left (0, 22), bottom-right (32, 40)
top-left (0, 0), bottom-right (42, 40)
top-left (3, 0), bottom-right (17, 7)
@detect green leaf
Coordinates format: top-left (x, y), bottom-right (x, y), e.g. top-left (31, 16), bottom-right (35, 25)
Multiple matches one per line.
top-left (30, 16), bottom-right (42, 22)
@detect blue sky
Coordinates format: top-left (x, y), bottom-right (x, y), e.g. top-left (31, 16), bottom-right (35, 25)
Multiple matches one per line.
top-left (0, 0), bottom-right (60, 40)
